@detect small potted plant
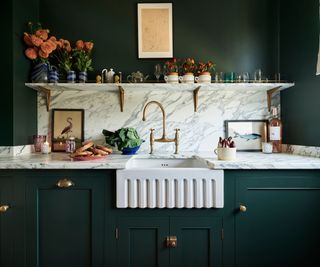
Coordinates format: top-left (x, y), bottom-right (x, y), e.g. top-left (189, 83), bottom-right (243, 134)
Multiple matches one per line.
top-left (102, 127), bottom-right (144, 155)
top-left (179, 58), bottom-right (196, 83)
top-left (164, 58), bottom-right (179, 83)
top-left (23, 22), bottom-right (58, 82)
top-left (73, 40), bottom-right (94, 83)
top-left (195, 60), bottom-right (215, 83)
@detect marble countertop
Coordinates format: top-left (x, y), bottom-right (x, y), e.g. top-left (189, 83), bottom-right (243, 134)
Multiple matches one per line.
top-left (0, 151), bottom-right (320, 169)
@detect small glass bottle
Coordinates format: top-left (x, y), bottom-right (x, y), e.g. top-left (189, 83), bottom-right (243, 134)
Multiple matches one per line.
top-left (268, 107), bottom-right (282, 153)
top-left (65, 136), bottom-right (76, 153)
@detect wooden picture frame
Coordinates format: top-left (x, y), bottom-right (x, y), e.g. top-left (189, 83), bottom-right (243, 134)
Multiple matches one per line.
top-left (225, 120), bottom-right (268, 151)
top-left (51, 109), bottom-right (84, 152)
top-left (137, 3), bottom-right (173, 58)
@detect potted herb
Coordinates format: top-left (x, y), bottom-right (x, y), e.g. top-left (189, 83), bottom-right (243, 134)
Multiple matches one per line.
top-left (164, 58), bottom-right (179, 83)
top-left (179, 58), bottom-right (196, 83)
top-left (102, 128), bottom-right (144, 155)
top-left (196, 60), bottom-right (215, 83)
top-left (73, 40), bottom-right (94, 83)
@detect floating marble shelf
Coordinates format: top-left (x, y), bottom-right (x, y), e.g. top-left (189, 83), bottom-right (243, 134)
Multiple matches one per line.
top-left (25, 82), bottom-right (295, 112)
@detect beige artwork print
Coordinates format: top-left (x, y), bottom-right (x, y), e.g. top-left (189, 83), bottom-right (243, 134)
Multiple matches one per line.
top-left (141, 9), bottom-right (169, 52)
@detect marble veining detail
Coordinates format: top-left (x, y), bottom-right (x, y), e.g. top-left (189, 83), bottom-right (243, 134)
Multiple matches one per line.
top-left (0, 145), bottom-right (33, 157)
top-left (38, 88), bottom-right (270, 152)
top-left (282, 144), bottom-right (320, 158)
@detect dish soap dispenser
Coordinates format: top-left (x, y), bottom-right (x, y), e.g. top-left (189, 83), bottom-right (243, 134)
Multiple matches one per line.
top-left (268, 107), bottom-right (282, 153)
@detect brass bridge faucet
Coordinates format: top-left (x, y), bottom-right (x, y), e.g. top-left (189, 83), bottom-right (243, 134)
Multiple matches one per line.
top-left (142, 101), bottom-right (180, 154)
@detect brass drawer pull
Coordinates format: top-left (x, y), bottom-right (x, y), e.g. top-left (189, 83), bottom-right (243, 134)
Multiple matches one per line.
top-left (0, 205), bottom-right (9, 213)
top-left (239, 205), bottom-right (247, 212)
top-left (166, 236), bottom-right (177, 248)
top-left (56, 179), bottom-right (74, 188)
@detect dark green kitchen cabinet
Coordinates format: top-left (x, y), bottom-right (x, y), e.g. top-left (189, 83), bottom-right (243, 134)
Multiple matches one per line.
top-left (25, 171), bottom-right (106, 267)
top-left (116, 215), bottom-right (223, 267)
top-left (0, 175), bottom-right (14, 267)
top-left (233, 170), bottom-right (320, 267)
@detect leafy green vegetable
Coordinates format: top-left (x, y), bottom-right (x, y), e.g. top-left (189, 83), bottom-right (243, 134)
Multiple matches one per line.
top-left (102, 128), bottom-right (143, 151)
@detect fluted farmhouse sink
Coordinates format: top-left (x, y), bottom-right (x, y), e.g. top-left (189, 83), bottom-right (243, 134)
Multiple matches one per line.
top-left (117, 157), bottom-right (224, 209)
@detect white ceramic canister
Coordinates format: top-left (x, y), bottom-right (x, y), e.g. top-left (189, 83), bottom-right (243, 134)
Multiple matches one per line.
top-left (214, 147), bottom-right (237, 160)
top-left (195, 72), bottom-right (212, 83)
top-left (179, 73), bottom-right (195, 83)
top-left (164, 72), bottom-right (179, 83)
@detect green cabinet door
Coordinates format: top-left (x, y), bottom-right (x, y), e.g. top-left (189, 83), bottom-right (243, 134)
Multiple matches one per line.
top-left (170, 216), bottom-right (223, 267)
top-left (0, 175), bottom-right (14, 267)
top-left (117, 216), bottom-right (170, 267)
top-left (116, 215), bottom-right (223, 267)
top-left (26, 171), bottom-right (105, 267)
top-left (234, 170), bottom-right (320, 267)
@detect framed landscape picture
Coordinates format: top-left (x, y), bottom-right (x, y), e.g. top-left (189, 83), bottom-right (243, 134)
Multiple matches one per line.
top-left (137, 3), bottom-right (173, 58)
top-left (51, 109), bottom-right (84, 152)
top-left (225, 120), bottom-right (268, 151)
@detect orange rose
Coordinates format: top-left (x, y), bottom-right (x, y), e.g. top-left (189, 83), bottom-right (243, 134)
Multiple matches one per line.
top-left (23, 33), bottom-right (33, 46)
top-left (76, 40), bottom-right (84, 50)
top-left (84, 41), bottom-right (94, 51)
top-left (40, 41), bottom-right (53, 54)
top-left (62, 40), bottom-right (71, 52)
top-left (35, 29), bottom-right (49, 40)
top-left (31, 35), bottom-right (43, 47)
top-left (47, 39), bottom-right (57, 51)
top-left (25, 47), bottom-right (38, 60)
top-left (49, 36), bottom-right (57, 42)
top-left (38, 49), bottom-right (49, 59)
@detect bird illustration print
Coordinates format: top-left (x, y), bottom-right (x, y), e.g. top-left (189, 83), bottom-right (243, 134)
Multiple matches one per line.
top-left (60, 117), bottom-right (73, 138)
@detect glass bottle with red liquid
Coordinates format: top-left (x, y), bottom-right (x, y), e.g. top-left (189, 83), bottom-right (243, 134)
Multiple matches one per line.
top-left (268, 107), bottom-right (282, 153)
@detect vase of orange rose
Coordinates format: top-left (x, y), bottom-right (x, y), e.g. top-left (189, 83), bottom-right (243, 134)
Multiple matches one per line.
top-left (23, 22), bottom-right (58, 82)
top-left (164, 58), bottom-right (179, 83)
top-left (73, 40), bottom-right (94, 83)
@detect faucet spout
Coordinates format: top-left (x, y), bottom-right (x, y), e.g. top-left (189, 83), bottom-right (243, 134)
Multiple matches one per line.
top-left (142, 101), bottom-right (166, 139)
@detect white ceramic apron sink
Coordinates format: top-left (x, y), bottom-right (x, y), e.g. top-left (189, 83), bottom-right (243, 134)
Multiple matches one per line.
top-left (116, 158), bottom-right (224, 209)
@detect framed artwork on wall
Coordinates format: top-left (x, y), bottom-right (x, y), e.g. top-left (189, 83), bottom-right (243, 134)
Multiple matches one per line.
top-left (51, 109), bottom-right (84, 152)
top-left (225, 120), bottom-right (268, 151)
top-left (137, 3), bottom-right (173, 58)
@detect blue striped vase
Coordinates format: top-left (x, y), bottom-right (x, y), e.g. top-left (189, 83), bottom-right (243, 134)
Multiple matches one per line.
top-left (67, 71), bottom-right (76, 83)
top-left (78, 71), bottom-right (87, 83)
top-left (48, 66), bottom-right (59, 83)
top-left (31, 63), bottom-right (48, 83)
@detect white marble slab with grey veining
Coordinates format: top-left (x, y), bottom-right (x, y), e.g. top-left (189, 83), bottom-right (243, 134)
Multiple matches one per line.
top-left (1, 151), bottom-right (320, 169)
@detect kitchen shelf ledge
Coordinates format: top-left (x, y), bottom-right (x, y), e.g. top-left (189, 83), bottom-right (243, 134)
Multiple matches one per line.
top-left (25, 82), bottom-right (295, 112)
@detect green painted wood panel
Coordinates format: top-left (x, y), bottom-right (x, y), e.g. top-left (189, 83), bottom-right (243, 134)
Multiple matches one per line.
top-left (235, 171), bottom-right (320, 267)
top-left (117, 216), bottom-right (170, 267)
top-left (170, 217), bottom-right (223, 267)
top-left (26, 172), bottom-right (105, 267)
top-left (0, 176), bottom-right (14, 267)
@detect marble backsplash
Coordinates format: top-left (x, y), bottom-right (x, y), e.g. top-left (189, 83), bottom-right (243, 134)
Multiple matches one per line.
top-left (38, 87), bottom-right (271, 153)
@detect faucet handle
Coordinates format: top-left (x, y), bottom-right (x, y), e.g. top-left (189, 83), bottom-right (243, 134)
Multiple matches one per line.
top-left (150, 128), bottom-right (155, 132)
top-left (175, 128), bottom-right (180, 132)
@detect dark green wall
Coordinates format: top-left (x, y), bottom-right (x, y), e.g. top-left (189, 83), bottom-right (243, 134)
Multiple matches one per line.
top-left (280, 0), bottom-right (320, 146)
top-left (0, 0), bottom-right (38, 146)
top-left (40, 0), bottom-right (279, 78)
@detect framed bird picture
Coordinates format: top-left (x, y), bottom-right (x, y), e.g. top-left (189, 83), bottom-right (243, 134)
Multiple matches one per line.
top-left (225, 120), bottom-right (268, 151)
top-left (51, 109), bottom-right (84, 152)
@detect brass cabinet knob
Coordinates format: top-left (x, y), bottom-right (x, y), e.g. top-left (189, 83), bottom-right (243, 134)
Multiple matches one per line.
top-left (0, 205), bottom-right (9, 213)
top-left (239, 205), bottom-right (247, 212)
top-left (56, 178), bottom-right (74, 188)
top-left (166, 236), bottom-right (177, 248)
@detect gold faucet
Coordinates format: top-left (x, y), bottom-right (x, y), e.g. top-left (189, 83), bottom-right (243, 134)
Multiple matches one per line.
top-left (142, 101), bottom-right (180, 154)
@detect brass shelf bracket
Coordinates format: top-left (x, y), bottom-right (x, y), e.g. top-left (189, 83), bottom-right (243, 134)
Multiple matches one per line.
top-left (193, 86), bottom-right (201, 112)
top-left (38, 87), bottom-right (51, 112)
top-left (267, 86), bottom-right (282, 112)
top-left (118, 86), bottom-right (125, 112)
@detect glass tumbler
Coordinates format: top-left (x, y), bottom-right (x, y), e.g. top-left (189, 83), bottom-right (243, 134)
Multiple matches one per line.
top-left (33, 135), bottom-right (47, 152)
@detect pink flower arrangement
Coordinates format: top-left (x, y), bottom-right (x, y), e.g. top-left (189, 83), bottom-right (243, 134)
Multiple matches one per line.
top-left (23, 23), bottom-right (58, 63)
top-left (164, 58), bottom-right (179, 74)
top-left (181, 58), bottom-right (196, 74)
top-left (197, 60), bottom-right (215, 74)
